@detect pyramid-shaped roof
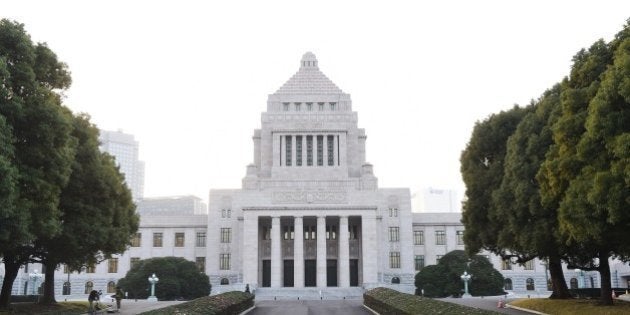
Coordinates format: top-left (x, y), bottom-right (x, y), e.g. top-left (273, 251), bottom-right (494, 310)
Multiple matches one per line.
top-left (274, 52), bottom-right (344, 95)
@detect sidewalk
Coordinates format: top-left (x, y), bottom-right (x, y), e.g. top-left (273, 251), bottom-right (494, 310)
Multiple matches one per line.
top-left (84, 299), bottom-right (185, 315)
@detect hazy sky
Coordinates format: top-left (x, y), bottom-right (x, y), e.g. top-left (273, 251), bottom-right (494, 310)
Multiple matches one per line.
top-left (4, 1), bottom-right (630, 206)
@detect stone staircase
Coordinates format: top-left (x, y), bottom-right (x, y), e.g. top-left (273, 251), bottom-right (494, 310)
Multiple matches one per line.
top-left (252, 287), bottom-right (365, 300)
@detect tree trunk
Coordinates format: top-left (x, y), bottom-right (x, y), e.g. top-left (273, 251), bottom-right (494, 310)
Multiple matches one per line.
top-left (598, 253), bottom-right (613, 305)
top-left (38, 260), bottom-right (57, 305)
top-left (0, 258), bottom-right (20, 308)
top-left (548, 255), bottom-right (571, 299)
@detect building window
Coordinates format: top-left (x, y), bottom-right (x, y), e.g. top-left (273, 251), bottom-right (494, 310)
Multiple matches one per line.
top-left (285, 136), bottom-right (292, 166)
top-left (316, 135), bottom-right (323, 166)
top-left (349, 225), bottom-right (358, 240)
top-left (389, 252), bottom-right (401, 269)
top-left (262, 226), bottom-right (271, 240)
top-left (326, 225), bottom-right (337, 240)
top-left (570, 278), bottom-right (578, 289)
top-left (435, 230), bottom-right (446, 245)
top-left (283, 226), bottom-right (294, 240)
top-left (504, 278), bottom-right (513, 290)
top-left (456, 230), bottom-right (464, 245)
top-left (502, 259), bottom-right (512, 270)
top-left (130, 233), bottom-right (141, 247)
top-left (306, 136), bottom-right (313, 166)
top-left (221, 209), bottom-right (232, 218)
top-left (391, 277), bottom-right (400, 284)
top-left (547, 279), bottom-right (553, 291)
top-left (389, 207), bottom-right (398, 217)
top-left (526, 278), bottom-right (535, 290)
top-left (329, 102), bottom-right (336, 111)
top-left (294, 102), bottom-right (301, 111)
top-left (327, 135), bottom-right (334, 166)
top-left (62, 282), bottom-right (71, 295)
top-left (318, 102), bottom-right (324, 111)
top-left (283, 103), bottom-right (289, 111)
top-left (153, 233), bottom-right (163, 247)
top-left (196, 257), bottom-right (206, 273)
top-left (389, 227), bottom-right (400, 242)
top-left (86, 263), bottom-right (96, 274)
top-left (306, 102), bottom-right (313, 111)
top-left (175, 233), bottom-right (185, 247)
top-left (524, 260), bottom-right (535, 270)
top-left (130, 257), bottom-right (140, 269)
top-left (220, 254), bottom-right (231, 270)
top-left (220, 228), bottom-right (232, 243)
top-left (108, 258), bottom-right (118, 273)
top-left (436, 255), bottom-right (443, 263)
top-left (24, 264), bottom-right (28, 273)
top-left (304, 225), bottom-right (316, 240)
top-left (296, 136), bottom-right (303, 166)
top-left (63, 264), bottom-right (69, 274)
top-left (196, 232), bottom-right (206, 247)
top-left (415, 255), bottom-right (425, 271)
top-left (413, 230), bottom-right (424, 245)
top-left (84, 281), bottom-right (93, 294)
top-left (220, 278), bottom-right (229, 285)
top-left (107, 281), bottom-right (116, 293)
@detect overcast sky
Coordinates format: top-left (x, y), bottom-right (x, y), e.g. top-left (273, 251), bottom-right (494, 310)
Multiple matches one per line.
top-left (4, 1), bottom-right (630, 207)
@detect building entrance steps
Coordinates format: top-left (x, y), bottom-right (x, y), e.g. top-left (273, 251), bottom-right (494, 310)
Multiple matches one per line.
top-left (253, 287), bottom-right (365, 300)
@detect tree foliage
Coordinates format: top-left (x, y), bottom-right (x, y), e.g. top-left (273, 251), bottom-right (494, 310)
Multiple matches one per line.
top-left (415, 250), bottom-right (504, 298)
top-left (0, 19), bottom-right (138, 307)
top-left (117, 257), bottom-right (211, 301)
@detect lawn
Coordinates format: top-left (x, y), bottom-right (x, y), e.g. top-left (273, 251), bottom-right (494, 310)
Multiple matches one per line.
top-left (510, 298), bottom-right (630, 315)
top-left (0, 301), bottom-right (108, 315)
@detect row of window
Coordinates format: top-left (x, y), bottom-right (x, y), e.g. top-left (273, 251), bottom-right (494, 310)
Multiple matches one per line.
top-left (130, 232), bottom-right (207, 248)
top-left (260, 225), bottom-right (359, 240)
top-left (502, 259), bottom-right (536, 271)
top-left (280, 135), bottom-right (338, 167)
top-left (411, 230), bottom-right (464, 246)
top-left (282, 102), bottom-right (337, 112)
top-left (503, 278), bottom-right (553, 291)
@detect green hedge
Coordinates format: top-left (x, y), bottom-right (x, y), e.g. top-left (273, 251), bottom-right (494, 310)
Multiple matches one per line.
top-left (363, 287), bottom-right (500, 315)
top-left (138, 291), bottom-right (254, 315)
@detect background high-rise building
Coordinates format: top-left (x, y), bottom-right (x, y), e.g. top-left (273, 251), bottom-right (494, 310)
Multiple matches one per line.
top-left (99, 129), bottom-right (145, 201)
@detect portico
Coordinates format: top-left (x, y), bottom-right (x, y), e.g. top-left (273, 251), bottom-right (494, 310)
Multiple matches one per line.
top-left (242, 208), bottom-right (377, 289)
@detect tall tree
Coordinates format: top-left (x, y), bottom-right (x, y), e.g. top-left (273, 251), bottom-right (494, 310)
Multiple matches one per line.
top-left (492, 85), bottom-right (571, 298)
top-left (0, 19), bottom-right (75, 308)
top-left (35, 115), bottom-right (139, 304)
top-left (460, 106), bottom-right (529, 256)
top-left (538, 21), bottom-right (630, 305)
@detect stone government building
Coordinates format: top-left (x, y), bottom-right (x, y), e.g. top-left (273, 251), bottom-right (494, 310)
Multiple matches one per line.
top-left (2, 53), bottom-right (629, 298)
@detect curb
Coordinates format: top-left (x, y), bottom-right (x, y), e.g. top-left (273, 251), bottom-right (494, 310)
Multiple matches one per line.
top-left (239, 305), bottom-right (256, 315)
top-left (362, 304), bottom-right (380, 315)
top-left (505, 303), bottom-right (550, 315)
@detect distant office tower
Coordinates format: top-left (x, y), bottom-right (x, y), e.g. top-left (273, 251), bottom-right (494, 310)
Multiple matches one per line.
top-left (136, 195), bottom-right (208, 215)
top-left (99, 130), bottom-right (145, 201)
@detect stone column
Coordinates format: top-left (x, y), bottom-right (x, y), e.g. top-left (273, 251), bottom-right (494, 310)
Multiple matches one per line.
top-left (271, 216), bottom-right (282, 288)
top-left (242, 212), bottom-right (259, 288)
top-left (339, 216), bottom-right (350, 287)
top-left (316, 216), bottom-right (327, 287)
top-left (293, 216), bottom-right (304, 288)
top-left (362, 214), bottom-right (378, 286)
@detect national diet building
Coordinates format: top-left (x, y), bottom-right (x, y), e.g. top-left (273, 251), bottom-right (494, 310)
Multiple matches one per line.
top-left (207, 52), bottom-right (415, 292)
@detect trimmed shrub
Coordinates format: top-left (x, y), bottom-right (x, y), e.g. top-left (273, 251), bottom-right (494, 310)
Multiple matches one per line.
top-left (364, 287), bottom-right (500, 315)
top-left (138, 291), bottom-right (254, 315)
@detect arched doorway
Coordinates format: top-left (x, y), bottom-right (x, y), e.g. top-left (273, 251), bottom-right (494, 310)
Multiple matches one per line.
top-left (391, 277), bottom-right (400, 284)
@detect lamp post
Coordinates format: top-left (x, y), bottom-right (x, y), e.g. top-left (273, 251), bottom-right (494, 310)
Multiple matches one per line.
top-left (147, 273), bottom-right (159, 302)
top-left (460, 271), bottom-right (472, 298)
top-left (575, 269), bottom-right (584, 288)
top-left (540, 260), bottom-right (550, 291)
top-left (29, 269), bottom-right (43, 295)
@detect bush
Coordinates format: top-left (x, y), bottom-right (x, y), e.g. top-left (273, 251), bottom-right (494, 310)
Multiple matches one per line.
top-left (415, 250), bottom-right (505, 297)
top-left (363, 287), bottom-right (500, 315)
top-left (117, 257), bottom-right (210, 300)
top-left (138, 291), bottom-right (254, 315)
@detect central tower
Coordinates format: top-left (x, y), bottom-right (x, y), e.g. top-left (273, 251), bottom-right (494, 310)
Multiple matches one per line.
top-left (208, 53), bottom-right (414, 294)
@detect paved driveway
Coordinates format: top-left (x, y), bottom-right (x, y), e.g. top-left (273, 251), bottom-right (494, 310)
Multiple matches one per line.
top-left (250, 300), bottom-right (371, 315)
top-left (438, 297), bottom-right (533, 315)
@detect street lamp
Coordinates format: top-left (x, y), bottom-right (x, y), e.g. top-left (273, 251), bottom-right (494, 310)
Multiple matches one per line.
top-left (460, 271), bottom-right (472, 298)
top-left (29, 269), bottom-right (43, 295)
top-left (540, 260), bottom-right (550, 291)
top-left (575, 269), bottom-right (585, 288)
top-left (147, 273), bottom-right (159, 302)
